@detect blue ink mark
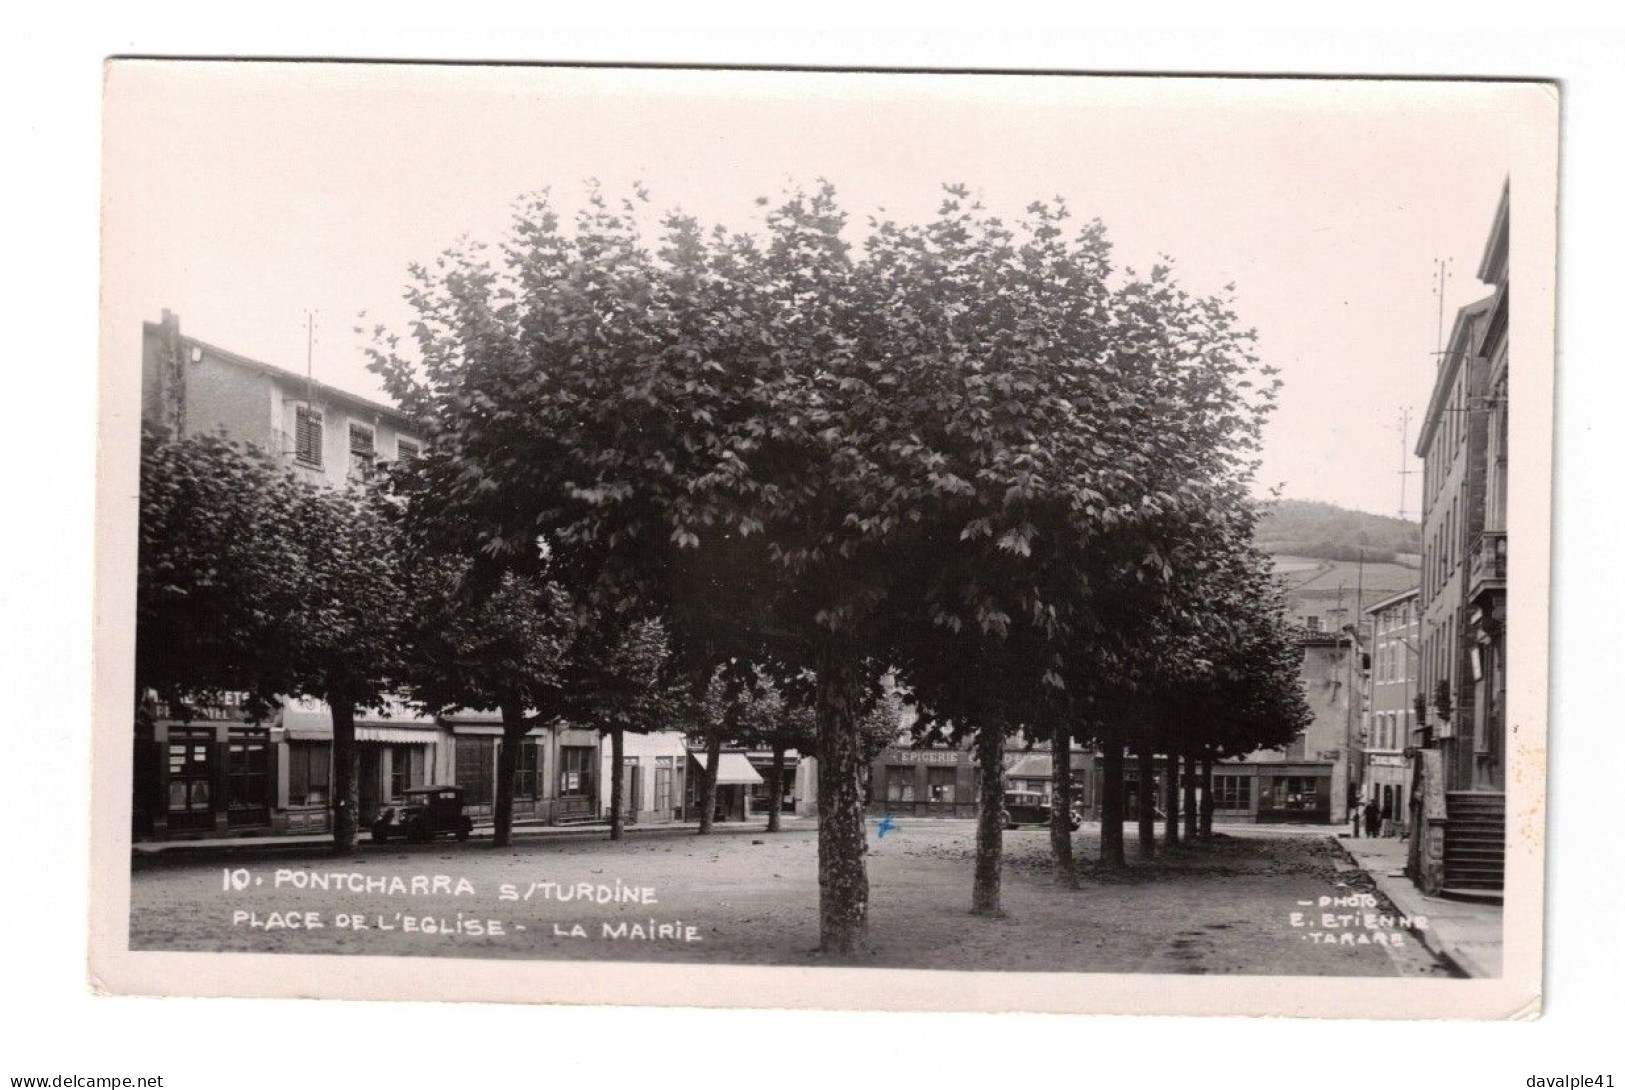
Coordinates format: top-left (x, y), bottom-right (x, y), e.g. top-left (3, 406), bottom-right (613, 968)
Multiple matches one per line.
top-left (876, 814), bottom-right (898, 839)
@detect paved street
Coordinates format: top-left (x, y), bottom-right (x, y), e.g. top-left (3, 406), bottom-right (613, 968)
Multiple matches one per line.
top-left (131, 819), bottom-right (1452, 976)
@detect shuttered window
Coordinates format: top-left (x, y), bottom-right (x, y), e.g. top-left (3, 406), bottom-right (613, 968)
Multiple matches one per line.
top-left (294, 405), bottom-right (323, 466)
top-left (396, 438), bottom-right (420, 462)
top-left (348, 423), bottom-right (375, 479)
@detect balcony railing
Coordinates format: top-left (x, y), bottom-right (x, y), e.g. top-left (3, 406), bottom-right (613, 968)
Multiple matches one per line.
top-left (1469, 530), bottom-right (1507, 600)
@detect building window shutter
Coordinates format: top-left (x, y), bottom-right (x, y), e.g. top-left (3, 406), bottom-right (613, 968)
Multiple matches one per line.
top-left (348, 423), bottom-right (376, 479)
top-left (294, 406), bottom-right (323, 466)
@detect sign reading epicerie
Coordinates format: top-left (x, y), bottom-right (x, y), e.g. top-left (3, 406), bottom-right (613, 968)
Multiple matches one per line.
top-left (221, 868), bottom-right (703, 944)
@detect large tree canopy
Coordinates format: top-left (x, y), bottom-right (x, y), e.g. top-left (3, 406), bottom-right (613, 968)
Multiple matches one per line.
top-left (367, 181), bottom-right (1280, 952)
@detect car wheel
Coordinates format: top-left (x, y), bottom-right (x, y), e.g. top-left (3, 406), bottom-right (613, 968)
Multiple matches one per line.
top-left (455, 823), bottom-right (470, 842)
top-left (371, 826), bottom-right (388, 844)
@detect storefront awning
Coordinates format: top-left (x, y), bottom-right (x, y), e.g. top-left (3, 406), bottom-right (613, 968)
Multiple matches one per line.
top-left (284, 726), bottom-right (438, 744)
top-left (1005, 754), bottom-right (1052, 779)
top-left (691, 752), bottom-right (764, 785)
top-left (357, 726), bottom-right (437, 745)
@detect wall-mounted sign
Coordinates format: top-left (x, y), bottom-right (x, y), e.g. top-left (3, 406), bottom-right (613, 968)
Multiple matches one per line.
top-left (889, 749), bottom-right (966, 765)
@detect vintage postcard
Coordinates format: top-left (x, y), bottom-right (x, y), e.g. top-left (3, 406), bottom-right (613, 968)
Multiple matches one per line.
top-left (91, 62), bottom-right (1556, 1018)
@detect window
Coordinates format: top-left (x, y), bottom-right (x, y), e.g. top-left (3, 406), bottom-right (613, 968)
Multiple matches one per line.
top-left (456, 736), bottom-right (496, 806)
top-left (288, 742), bottom-right (331, 807)
top-left (927, 766), bottom-right (957, 803)
top-left (167, 731), bottom-right (213, 813)
top-left (294, 405), bottom-right (323, 466)
top-left (1305, 615), bottom-right (1321, 633)
top-left (1270, 776), bottom-right (1321, 811)
top-left (396, 437), bottom-right (421, 462)
top-left (389, 746), bottom-right (425, 798)
top-left (514, 739), bottom-right (542, 799)
top-left (654, 761), bottom-right (674, 811)
top-left (227, 739), bottom-right (269, 821)
top-left (885, 767), bottom-right (916, 803)
top-left (1213, 775), bottom-right (1251, 810)
top-left (559, 746), bottom-right (594, 798)
top-left (348, 423), bottom-right (376, 480)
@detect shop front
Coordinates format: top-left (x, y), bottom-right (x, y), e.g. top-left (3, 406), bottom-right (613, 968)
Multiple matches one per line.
top-left (284, 697), bottom-right (443, 833)
top-left (1363, 753), bottom-right (1411, 835)
top-left (601, 731), bottom-right (689, 824)
top-left (867, 746), bottom-right (978, 818)
top-left (688, 750), bottom-right (764, 822)
top-left (143, 718), bottom-right (274, 839)
top-left (744, 749), bottom-right (803, 816)
top-left (1253, 762), bottom-right (1335, 824)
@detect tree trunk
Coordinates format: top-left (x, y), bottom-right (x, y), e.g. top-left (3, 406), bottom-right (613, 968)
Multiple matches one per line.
top-left (609, 725), bottom-right (625, 841)
top-left (493, 697), bottom-right (525, 848)
top-left (972, 724), bottom-right (1006, 915)
top-left (1183, 751), bottom-right (1199, 841)
top-left (1164, 750), bottom-right (1180, 849)
top-left (1049, 726), bottom-right (1076, 887)
top-left (814, 643), bottom-right (870, 954)
top-left (697, 731), bottom-right (722, 835)
top-left (1098, 738), bottom-right (1125, 869)
top-left (767, 744), bottom-right (785, 833)
top-left (1200, 751), bottom-right (1215, 840)
top-left (331, 697), bottom-right (359, 854)
top-left (1136, 748), bottom-right (1156, 859)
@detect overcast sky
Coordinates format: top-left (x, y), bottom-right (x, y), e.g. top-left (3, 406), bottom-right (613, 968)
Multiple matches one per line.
top-left (103, 64), bottom-right (1525, 517)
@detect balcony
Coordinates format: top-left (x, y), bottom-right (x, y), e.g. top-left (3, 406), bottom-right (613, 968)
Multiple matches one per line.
top-left (1469, 530), bottom-right (1507, 602)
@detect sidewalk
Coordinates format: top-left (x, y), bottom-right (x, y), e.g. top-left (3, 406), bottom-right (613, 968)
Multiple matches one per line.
top-left (1336, 834), bottom-right (1504, 978)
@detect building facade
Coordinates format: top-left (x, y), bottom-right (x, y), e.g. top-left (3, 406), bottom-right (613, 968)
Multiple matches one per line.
top-left (136, 313), bottom-right (618, 840)
top-left (1410, 183), bottom-right (1509, 898)
top-left (599, 731), bottom-right (690, 825)
top-left (143, 311), bottom-right (422, 484)
top-left (1361, 587), bottom-right (1420, 834)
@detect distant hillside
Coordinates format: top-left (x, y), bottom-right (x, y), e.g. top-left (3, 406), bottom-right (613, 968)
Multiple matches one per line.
top-left (1254, 500), bottom-right (1421, 563)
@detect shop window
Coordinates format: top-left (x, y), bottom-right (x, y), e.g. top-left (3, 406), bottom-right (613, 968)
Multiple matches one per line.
top-left (514, 739), bottom-right (542, 799)
top-left (456, 736), bottom-right (496, 806)
top-left (559, 746), bottom-right (594, 798)
top-left (227, 740), bottom-right (269, 817)
top-left (1270, 776), bottom-right (1322, 811)
top-left (288, 742), bottom-right (331, 807)
top-left (884, 767), bottom-right (916, 803)
top-left (167, 732), bottom-right (213, 813)
top-left (1213, 775), bottom-right (1251, 810)
top-left (389, 746), bottom-right (425, 798)
top-left (927, 765), bottom-right (956, 803)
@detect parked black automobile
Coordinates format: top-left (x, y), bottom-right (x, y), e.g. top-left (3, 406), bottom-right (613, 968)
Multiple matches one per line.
top-left (371, 785), bottom-right (473, 844)
top-left (1000, 790), bottom-right (1081, 830)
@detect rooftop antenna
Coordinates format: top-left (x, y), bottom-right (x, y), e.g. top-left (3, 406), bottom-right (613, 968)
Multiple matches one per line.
top-left (1396, 406), bottom-right (1418, 521)
top-left (1431, 257), bottom-right (1453, 363)
top-left (304, 309), bottom-right (317, 405)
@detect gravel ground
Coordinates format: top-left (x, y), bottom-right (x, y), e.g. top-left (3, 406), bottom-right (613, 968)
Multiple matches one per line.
top-left (129, 819), bottom-right (1449, 976)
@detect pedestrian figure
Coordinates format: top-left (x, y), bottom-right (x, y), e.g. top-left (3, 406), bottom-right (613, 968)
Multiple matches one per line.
top-left (1363, 798), bottom-right (1381, 838)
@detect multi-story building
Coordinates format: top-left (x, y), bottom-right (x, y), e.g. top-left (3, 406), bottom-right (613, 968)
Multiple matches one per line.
top-left (1410, 183), bottom-right (1509, 898)
top-left (135, 312), bottom-right (615, 840)
top-left (1362, 587), bottom-right (1420, 833)
top-left (142, 310), bottom-right (421, 484)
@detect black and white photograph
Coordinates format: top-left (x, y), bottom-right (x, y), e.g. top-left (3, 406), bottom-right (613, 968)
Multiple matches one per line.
top-left (88, 61), bottom-right (1556, 1018)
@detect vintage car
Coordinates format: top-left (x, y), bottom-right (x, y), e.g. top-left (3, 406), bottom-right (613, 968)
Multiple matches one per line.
top-left (371, 785), bottom-right (473, 844)
top-left (1000, 790), bottom-right (1081, 830)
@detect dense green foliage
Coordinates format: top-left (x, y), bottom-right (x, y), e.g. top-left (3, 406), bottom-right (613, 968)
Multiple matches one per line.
top-left (1254, 499), bottom-right (1421, 561)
